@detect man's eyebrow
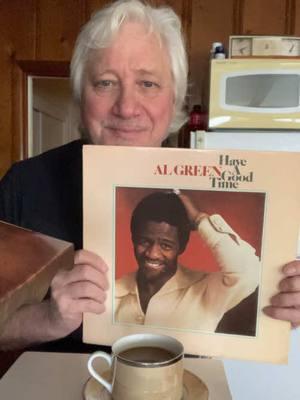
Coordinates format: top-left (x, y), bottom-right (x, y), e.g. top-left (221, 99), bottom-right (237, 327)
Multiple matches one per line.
top-left (136, 68), bottom-right (159, 76)
top-left (90, 68), bottom-right (117, 76)
top-left (137, 235), bottom-right (176, 244)
top-left (160, 238), bottom-right (177, 245)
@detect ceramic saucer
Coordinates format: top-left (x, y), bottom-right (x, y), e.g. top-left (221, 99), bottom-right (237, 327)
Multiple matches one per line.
top-left (82, 369), bottom-right (209, 400)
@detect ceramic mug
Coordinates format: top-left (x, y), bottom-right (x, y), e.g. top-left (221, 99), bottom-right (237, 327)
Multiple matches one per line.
top-left (87, 333), bottom-right (184, 400)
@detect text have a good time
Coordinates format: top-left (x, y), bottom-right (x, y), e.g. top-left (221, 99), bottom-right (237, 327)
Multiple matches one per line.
top-left (153, 154), bottom-right (254, 189)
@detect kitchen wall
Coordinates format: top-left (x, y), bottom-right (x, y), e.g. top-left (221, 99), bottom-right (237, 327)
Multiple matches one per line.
top-left (1, 0), bottom-right (300, 177)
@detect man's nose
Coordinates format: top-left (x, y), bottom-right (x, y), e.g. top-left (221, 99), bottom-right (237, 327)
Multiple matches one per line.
top-left (145, 243), bottom-right (161, 258)
top-left (112, 85), bottom-right (140, 118)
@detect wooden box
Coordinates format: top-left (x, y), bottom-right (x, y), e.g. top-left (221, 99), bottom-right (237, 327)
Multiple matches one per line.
top-left (0, 221), bottom-right (74, 333)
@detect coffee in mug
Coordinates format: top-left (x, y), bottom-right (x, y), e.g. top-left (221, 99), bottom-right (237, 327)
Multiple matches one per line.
top-left (118, 345), bottom-right (176, 363)
top-left (87, 333), bottom-right (184, 400)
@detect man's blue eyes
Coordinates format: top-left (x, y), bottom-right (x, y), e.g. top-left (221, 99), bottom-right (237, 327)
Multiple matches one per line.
top-left (141, 81), bottom-right (158, 88)
top-left (101, 80), bottom-right (113, 86)
top-left (94, 80), bottom-right (159, 89)
top-left (95, 80), bottom-right (115, 88)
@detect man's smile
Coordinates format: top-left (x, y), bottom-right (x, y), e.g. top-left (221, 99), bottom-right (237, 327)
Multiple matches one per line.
top-left (143, 259), bottom-right (164, 270)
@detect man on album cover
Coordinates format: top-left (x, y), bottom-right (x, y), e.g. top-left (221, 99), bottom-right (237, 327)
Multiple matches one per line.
top-left (114, 190), bottom-right (260, 335)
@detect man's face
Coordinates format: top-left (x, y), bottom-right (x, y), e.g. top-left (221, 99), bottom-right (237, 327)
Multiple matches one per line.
top-left (134, 221), bottom-right (180, 282)
top-left (81, 21), bottom-right (174, 147)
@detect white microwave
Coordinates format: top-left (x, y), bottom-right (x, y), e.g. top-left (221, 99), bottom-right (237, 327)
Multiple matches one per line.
top-left (209, 59), bottom-right (300, 130)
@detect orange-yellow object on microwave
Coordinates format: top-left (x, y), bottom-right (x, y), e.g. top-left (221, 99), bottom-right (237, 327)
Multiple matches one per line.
top-left (209, 59), bottom-right (300, 130)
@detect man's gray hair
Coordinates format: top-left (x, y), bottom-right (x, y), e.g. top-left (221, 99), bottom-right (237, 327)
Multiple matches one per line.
top-left (70, 0), bottom-right (188, 134)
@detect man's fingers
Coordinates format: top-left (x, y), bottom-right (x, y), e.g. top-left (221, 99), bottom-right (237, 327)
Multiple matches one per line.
top-left (74, 299), bottom-right (106, 314)
top-left (52, 264), bottom-right (109, 290)
top-left (66, 281), bottom-right (107, 303)
top-left (282, 260), bottom-right (300, 276)
top-left (279, 276), bottom-right (300, 293)
top-left (264, 261), bottom-right (300, 328)
top-left (263, 305), bottom-right (300, 327)
top-left (55, 298), bottom-right (106, 316)
top-left (51, 281), bottom-right (107, 319)
top-left (177, 193), bottom-right (199, 221)
top-left (74, 249), bottom-right (108, 273)
top-left (270, 291), bottom-right (300, 308)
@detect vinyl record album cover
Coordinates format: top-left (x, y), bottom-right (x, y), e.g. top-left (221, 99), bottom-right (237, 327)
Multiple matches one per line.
top-left (83, 145), bottom-right (300, 363)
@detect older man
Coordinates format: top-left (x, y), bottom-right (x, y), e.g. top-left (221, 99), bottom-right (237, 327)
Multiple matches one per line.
top-left (0, 0), bottom-right (299, 351)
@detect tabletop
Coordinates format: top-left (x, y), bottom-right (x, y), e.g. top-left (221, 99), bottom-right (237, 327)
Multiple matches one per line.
top-left (0, 351), bottom-right (231, 400)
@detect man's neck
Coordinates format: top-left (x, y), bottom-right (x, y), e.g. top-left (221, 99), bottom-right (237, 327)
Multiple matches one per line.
top-left (137, 268), bottom-right (177, 314)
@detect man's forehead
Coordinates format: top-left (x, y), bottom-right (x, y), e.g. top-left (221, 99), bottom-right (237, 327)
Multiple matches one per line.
top-left (85, 22), bottom-right (171, 76)
top-left (138, 220), bottom-right (179, 236)
top-left (86, 50), bottom-right (170, 75)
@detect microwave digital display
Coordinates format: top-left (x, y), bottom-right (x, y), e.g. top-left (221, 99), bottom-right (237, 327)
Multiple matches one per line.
top-left (209, 59), bottom-right (300, 129)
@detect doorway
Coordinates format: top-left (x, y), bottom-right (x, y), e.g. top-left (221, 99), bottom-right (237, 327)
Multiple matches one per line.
top-left (28, 77), bottom-right (81, 157)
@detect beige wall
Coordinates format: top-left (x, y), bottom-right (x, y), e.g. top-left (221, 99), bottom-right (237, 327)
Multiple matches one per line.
top-left (1, 0), bottom-right (300, 177)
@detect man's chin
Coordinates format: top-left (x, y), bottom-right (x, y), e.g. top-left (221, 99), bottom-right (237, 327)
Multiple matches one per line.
top-left (97, 131), bottom-right (162, 147)
top-left (138, 263), bottom-right (178, 282)
top-left (104, 129), bottom-right (142, 145)
top-left (140, 266), bottom-right (166, 280)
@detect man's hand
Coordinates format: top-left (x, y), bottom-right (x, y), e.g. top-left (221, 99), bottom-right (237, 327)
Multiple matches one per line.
top-left (264, 260), bottom-right (300, 328)
top-left (176, 190), bottom-right (207, 228)
top-left (0, 249), bottom-right (109, 350)
top-left (48, 249), bottom-right (109, 337)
